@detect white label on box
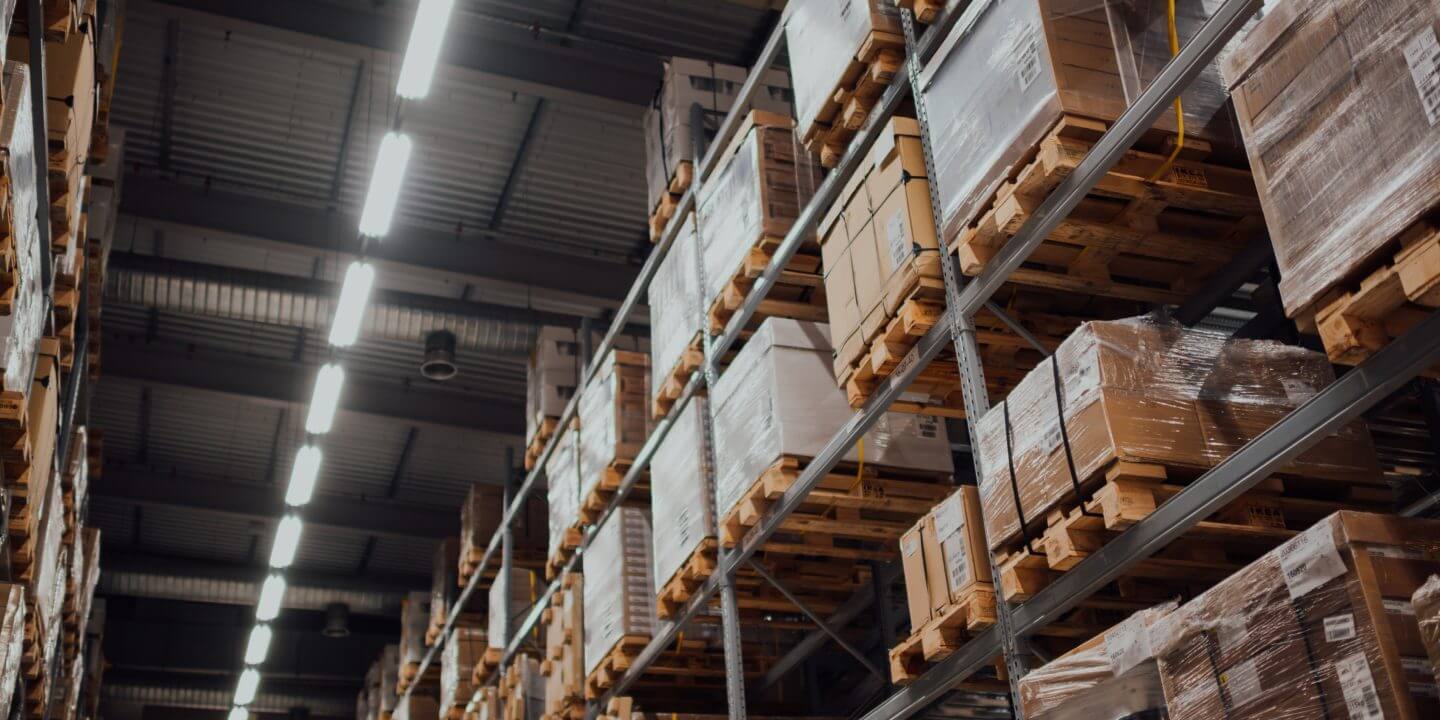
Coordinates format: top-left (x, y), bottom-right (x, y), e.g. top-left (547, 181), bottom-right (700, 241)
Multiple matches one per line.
top-left (1336, 652), bottom-right (1385, 720)
top-left (901, 533), bottom-right (921, 557)
top-left (1383, 598), bottom-right (1416, 616)
top-left (1104, 613), bottom-right (1154, 677)
top-left (1402, 656), bottom-right (1435, 676)
top-left (941, 532), bottom-right (969, 592)
top-left (1324, 613), bottom-right (1357, 643)
top-left (1016, 35), bottom-right (1042, 92)
top-left (1279, 522), bottom-right (1346, 599)
top-left (1041, 417), bottom-right (1062, 454)
top-left (933, 493), bottom-right (965, 539)
top-left (1404, 27), bottom-right (1440, 126)
top-left (1280, 378), bottom-right (1317, 404)
top-left (886, 211), bottom-right (910, 269)
top-left (1223, 658), bottom-right (1264, 708)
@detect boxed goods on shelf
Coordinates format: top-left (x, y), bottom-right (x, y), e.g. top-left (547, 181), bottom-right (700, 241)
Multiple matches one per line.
top-left (487, 566), bottom-right (537, 657)
top-left (648, 214), bottom-right (703, 419)
top-left (380, 645), bottom-right (401, 720)
top-left (546, 427), bottom-right (582, 579)
top-left (541, 572), bottom-right (584, 720)
top-left (576, 348), bottom-right (650, 521)
top-left (526, 327), bottom-right (586, 467)
top-left (501, 654), bottom-right (545, 720)
top-left (1016, 603), bottom-right (1176, 720)
top-left (459, 483), bottom-right (545, 585)
top-left (394, 692), bottom-right (440, 720)
top-left (357, 689), bottom-right (369, 720)
top-left (428, 538), bottom-right (461, 645)
top-left (975, 317), bottom-right (1384, 600)
top-left (13, 0), bottom-right (84, 42)
top-left (896, 0), bottom-right (946, 24)
top-left (1419, 576), bottom-right (1440, 685)
top-left (439, 626), bottom-right (485, 720)
top-left (399, 592), bottom-right (434, 691)
top-left (364, 659), bottom-right (382, 720)
top-left (890, 486), bottom-right (995, 682)
top-left (473, 687), bottom-right (500, 720)
top-left (7, 10), bottom-right (96, 172)
top-left (695, 112), bottom-right (823, 335)
top-left (643, 58), bottom-right (792, 238)
top-left (1221, 0), bottom-right (1440, 366)
top-left (582, 506), bottom-right (656, 697)
top-left (650, 397), bottom-right (715, 618)
top-left (0, 583), bottom-right (22, 720)
top-left (0, 63), bottom-right (47, 408)
top-left (921, 0), bottom-right (1259, 305)
top-left (785, 0), bottom-right (904, 166)
top-left (1151, 512), bottom-right (1440, 718)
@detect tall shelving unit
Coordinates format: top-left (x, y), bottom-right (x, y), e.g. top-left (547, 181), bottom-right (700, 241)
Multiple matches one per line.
top-left (401, 2), bottom-right (1440, 720)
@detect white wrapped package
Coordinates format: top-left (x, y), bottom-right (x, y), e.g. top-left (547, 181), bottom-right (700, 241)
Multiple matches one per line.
top-left (784, 0), bottom-right (901, 138)
top-left (0, 64), bottom-right (45, 399)
top-left (380, 645), bottom-right (400, 713)
top-left (439, 626), bottom-right (485, 716)
top-left (582, 506), bottom-right (656, 675)
top-left (545, 427), bottom-right (581, 559)
top-left (399, 591), bottom-right (429, 665)
top-left (648, 213), bottom-right (702, 398)
top-left (919, 0), bottom-right (1238, 246)
top-left (487, 566), bottom-right (536, 650)
top-left (711, 318), bottom-right (952, 522)
top-left (649, 397), bottom-right (714, 592)
top-left (576, 350), bottom-right (649, 503)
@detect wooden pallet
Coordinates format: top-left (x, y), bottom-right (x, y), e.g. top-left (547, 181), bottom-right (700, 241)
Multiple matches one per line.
top-left (990, 460), bottom-right (1385, 603)
top-left (1310, 221), bottom-right (1440, 372)
top-left (470, 646), bottom-right (504, 686)
top-left (802, 30), bottom-right (906, 168)
top-left (655, 538), bottom-right (717, 619)
top-left (647, 161), bottom-right (693, 243)
top-left (895, 0), bottom-right (946, 23)
top-left (14, 0), bottom-right (82, 42)
top-left (952, 115), bottom-right (1264, 305)
top-left (578, 458), bottom-right (646, 525)
top-left (524, 416), bottom-right (561, 471)
top-left (545, 524), bottom-right (583, 581)
top-left (584, 635), bottom-right (650, 699)
top-left (651, 333), bottom-right (702, 420)
top-left (706, 239), bottom-right (826, 336)
top-left (888, 583), bottom-right (998, 684)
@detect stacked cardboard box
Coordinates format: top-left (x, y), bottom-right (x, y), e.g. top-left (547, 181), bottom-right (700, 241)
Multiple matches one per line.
top-left (459, 483), bottom-right (546, 584)
top-left (394, 693), bottom-right (440, 720)
top-left (898, 487), bottom-right (993, 630)
top-left (380, 645), bottom-right (401, 720)
top-left (487, 566), bottom-right (537, 656)
top-left (649, 397), bottom-right (715, 616)
top-left (363, 658), bottom-right (382, 720)
top-left (526, 327), bottom-right (587, 454)
top-left (439, 626), bottom-right (485, 720)
top-left (582, 507), bottom-right (656, 683)
top-left (542, 573), bottom-right (584, 719)
top-left (399, 592), bottom-right (432, 690)
top-left (576, 349), bottom-right (650, 513)
top-left (647, 213), bottom-right (702, 419)
top-left (1016, 603), bottom-right (1176, 720)
top-left (1152, 512), bottom-right (1440, 718)
top-left (501, 655), bottom-right (545, 720)
top-left (473, 688), bottom-right (500, 720)
top-left (0, 63), bottom-right (46, 405)
top-left (429, 538), bottom-right (460, 646)
top-left (545, 427), bottom-right (581, 574)
top-left (1419, 575), bottom-right (1440, 686)
top-left (0, 584), bottom-right (23, 720)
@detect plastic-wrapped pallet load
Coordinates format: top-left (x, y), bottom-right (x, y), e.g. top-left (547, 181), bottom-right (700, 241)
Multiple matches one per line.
top-left (1150, 512), bottom-right (1440, 718)
top-left (711, 318), bottom-right (953, 525)
top-left (1220, 0), bottom-right (1440, 320)
top-left (546, 427), bottom-right (581, 564)
top-left (429, 538), bottom-right (459, 645)
top-left (365, 659), bottom-right (383, 720)
top-left (542, 573), bottom-right (584, 716)
top-left (582, 506), bottom-right (657, 678)
top-left (576, 349), bottom-right (650, 507)
top-left (643, 58), bottom-right (792, 212)
top-left (647, 214), bottom-right (703, 414)
top-left (649, 397), bottom-right (714, 613)
top-left (0, 63), bottom-right (46, 403)
top-left (784, 0), bottom-right (902, 152)
top-left (0, 584), bottom-right (22, 720)
top-left (502, 655), bottom-right (546, 720)
top-left (488, 566), bottom-right (538, 652)
top-left (1418, 575), bottom-right (1440, 686)
top-left (380, 645), bottom-right (401, 719)
top-left (526, 327), bottom-right (586, 447)
top-left (394, 693), bottom-right (440, 720)
top-left (919, 0), bottom-right (1240, 246)
top-left (1016, 603), bottom-right (1177, 720)
top-left (459, 484), bottom-right (501, 580)
top-left (975, 317), bottom-right (1383, 554)
top-left (400, 591), bottom-right (430, 675)
top-left (440, 626), bottom-right (485, 720)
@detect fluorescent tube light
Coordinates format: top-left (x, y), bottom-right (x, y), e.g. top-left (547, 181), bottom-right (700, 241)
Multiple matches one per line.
top-left (256, 575), bottom-right (287, 621)
top-left (305, 364), bottom-right (345, 434)
top-left (244, 625), bottom-right (273, 665)
top-left (234, 669), bottom-right (260, 706)
top-left (284, 446), bottom-right (323, 507)
top-left (330, 261), bottom-right (375, 347)
top-left (228, 707), bottom-right (249, 720)
top-left (397, 0), bottom-right (455, 99)
top-left (269, 516), bottom-right (303, 569)
top-left (358, 132), bottom-right (412, 238)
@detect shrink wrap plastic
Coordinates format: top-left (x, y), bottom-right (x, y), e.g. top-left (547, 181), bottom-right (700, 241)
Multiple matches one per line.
top-left (1150, 512), bottom-right (1440, 718)
top-left (365, 660), bottom-right (383, 720)
top-left (400, 591), bottom-right (430, 666)
top-left (440, 626), bottom-right (485, 715)
top-left (648, 213), bottom-right (702, 397)
top-left (649, 397), bottom-right (714, 592)
top-left (784, 0), bottom-right (901, 138)
top-left (526, 327), bottom-right (585, 443)
top-left (583, 507), bottom-right (656, 675)
top-left (710, 318), bottom-right (952, 523)
top-left (577, 350), bottom-right (650, 502)
top-left (546, 427), bottom-right (581, 559)
top-left (975, 317), bottom-right (1381, 551)
top-left (1220, 0), bottom-right (1440, 317)
top-left (919, 0), bottom-right (1238, 246)
top-left (1017, 602), bottom-right (1177, 720)
top-left (381, 645), bottom-right (401, 713)
top-left (0, 584), bottom-right (22, 720)
top-left (488, 566), bottom-right (537, 650)
top-left (0, 63), bottom-right (44, 399)
top-left (1418, 575), bottom-right (1440, 686)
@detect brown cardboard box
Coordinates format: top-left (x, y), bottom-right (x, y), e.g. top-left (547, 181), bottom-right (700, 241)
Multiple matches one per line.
top-left (1418, 576), bottom-right (1440, 687)
top-left (7, 20), bottom-right (96, 169)
top-left (899, 486), bottom-right (992, 630)
top-left (900, 520), bottom-right (931, 629)
top-left (1018, 603), bottom-right (1176, 720)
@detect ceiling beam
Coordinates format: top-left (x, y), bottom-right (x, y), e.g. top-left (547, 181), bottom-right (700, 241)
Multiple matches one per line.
top-left (103, 336), bottom-right (525, 435)
top-left (93, 466), bottom-right (457, 539)
top-left (146, 0), bottom-right (661, 108)
top-left (119, 174), bottom-right (641, 301)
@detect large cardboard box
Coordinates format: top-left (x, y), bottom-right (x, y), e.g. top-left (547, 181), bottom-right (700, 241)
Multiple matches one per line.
top-left (1017, 603), bottom-right (1176, 720)
top-left (784, 0), bottom-right (902, 141)
top-left (581, 507), bottom-right (655, 676)
top-left (1152, 512), bottom-right (1440, 719)
top-left (1417, 576), bottom-right (1440, 687)
top-left (900, 486), bottom-right (992, 630)
top-left (1221, 0), bottom-right (1440, 317)
top-left (399, 591), bottom-right (429, 667)
top-left (380, 645), bottom-right (401, 715)
top-left (459, 484), bottom-right (546, 582)
top-left (526, 327), bottom-right (585, 444)
top-left (0, 64), bottom-right (45, 401)
top-left (649, 396), bottom-right (714, 596)
top-left (7, 14), bottom-right (96, 171)
top-left (576, 350), bottom-right (650, 503)
top-left (709, 318), bottom-right (952, 526)
top-left (545, 428), bottom-right (581, 561)
top-left (541, 573), bottom-right (583, 715)
top-left (975, 318), bottom-right (1382, 552)
top-left (439, 626), bottom-right (485, 718)
top-left (643, 58), bottom-right (792, 211)
top-left (394, 693), bottom-right (439, 720)
top-left (918, 0), bottom-right (1240, 246)
top-left (0, 583), bottom-right (22, 720)
top-left (429, 538), bottom-right (458, 640)
top-left (648, 213), bottom-right (702, 403)
top-left (487, 566), bottom-right (537, 651)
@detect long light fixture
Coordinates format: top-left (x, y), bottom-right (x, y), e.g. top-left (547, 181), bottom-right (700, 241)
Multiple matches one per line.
top-left (305, 364), bottom-right (346, 434)
top-left (256, 575), bottom-right (287, 622)
top-left (234, 668), bottom-right (260, 706)
top-left (397, 0), bottom-right (455, 99)
top-left (358, 131), bottom-right (413, 238)
top-left (228, 707), bottom-right (249, 720)
top-left (330, 261), bottom-right (376, 347)
top-left (244, 625), bottom-right (273, 665)
top-left (284, 446), bottom-right (323, 507)
top-left (270, 516), bottom-right (304, 569)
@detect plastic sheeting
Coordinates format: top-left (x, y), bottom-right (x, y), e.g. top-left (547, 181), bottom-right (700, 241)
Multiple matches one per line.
top-left (1018, 602), bottom-right (1177, 720)
top-left (545, 427), bottom-right (581, 559)
top-left (577, 350), bottom-right (650, 503)
top-left (582, 506), bottom-right (656, 676)
top-left (1222, 0), bottom-right (1440, 317)
top-left (440, 626), bottom-right (485, 716)
top-left (649, 397), bottom-right (714, 591)
top-left (488, 566), bottom-right (537, 650)
top-left (380, 645), bottom-right (401, 713)
top-left (975, 317), bottom-right (1382, 551)
top-left (0, 584), bottom-right (22, 720)
top-left (648, 213), bottom-right (702, 398)
top-left (0, 63), bottom-right (45, 399)
top-left (784, 0), bottom-right (901, 137)
top-left (1418, 575), bottom-right (1440, 687)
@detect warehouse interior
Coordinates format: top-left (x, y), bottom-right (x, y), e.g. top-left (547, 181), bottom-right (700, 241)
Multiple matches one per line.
top-left (7, 1), bottom-right (1440, 720)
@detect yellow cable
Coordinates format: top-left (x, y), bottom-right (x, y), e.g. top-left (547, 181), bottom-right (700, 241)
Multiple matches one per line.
top-left (1148, 0), bottom-right (1186, 183)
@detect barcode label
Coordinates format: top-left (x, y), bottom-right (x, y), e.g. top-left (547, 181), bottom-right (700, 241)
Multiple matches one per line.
top-left (1016, 36), bottom-right (1042, 91)
top-left (1324, 613), bottom-right (1357, 643)
top-left (1404, 27), bottom-right (1440, 126)
top-left (1278, 522), bottom-right (1346, 599)
top-left (1336, 653), bottom-right (1385, 720)
top-left (942, 532), bottom-right (969, 591)
top-left (933, 493), bottom-right (965, 539)
top-left (1104, 613), bottom-right (1153, 676)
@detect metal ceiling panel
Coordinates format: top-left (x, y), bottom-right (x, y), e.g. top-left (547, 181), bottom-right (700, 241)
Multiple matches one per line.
top-left (365, 536), bottom-right (440, 578)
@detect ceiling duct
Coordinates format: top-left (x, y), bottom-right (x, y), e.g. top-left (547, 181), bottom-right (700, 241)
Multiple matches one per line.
top-left (322, 603), bottom-right (351, 638)
top-left (421, 330), bottom-right (459, 381)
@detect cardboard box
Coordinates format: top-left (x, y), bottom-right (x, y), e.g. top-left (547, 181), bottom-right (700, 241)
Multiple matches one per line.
top-left (541, 573), bottom-right (584, 716)
top-left (648, 213), bottom-right (702, 399)
top-left (379, 645), bottom-right (401, 714)
top-left (526, 327), bottom-right (585, 444)
top-left (399, 591), bottom-right (429, 666)
top-left (784, 0), bottom-right (902, 140)
top-left (488, 567), bottom-right (537, 651)
top-left (545, 428), bottom-right (581, 560)
top-left (7, 16), bottom-right (96, 170)
top-left (0, 64), bottom-right (45, 400)
top-left (0, 583), bottom-right (22, 720)
top-left (1017, 603), bottom-right (1176, 720)
top-left (901, 486), bottom-right (993, 630)
top-left (1152, 512), bottom-right (1440, 719)
top-left (581, 507), bottom-right (655, 676)
top-left (394, 693), bottom-right (439, 720)
top-left (1419, 575), bottom-right (1440, 687)
top-left (429, 538), bottom-right (458, 637)
top-left (440, 626), bottom-right (486, 717)
top-left (919, 0), bottom-right (1240, 247)
top-left (576, 350), bottom-right (650, 503)
top-left (1221, 0), bottom-right (1440, 317)
top-left (649, 397), bottom-right (715, 593)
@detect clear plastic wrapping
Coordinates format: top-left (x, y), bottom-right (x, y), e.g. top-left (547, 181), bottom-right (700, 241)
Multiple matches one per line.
top-left (1417, 575), bottom-right (1440, 687)
top-left (1221, 0), bottom-right (1440, 317)
top-left (577, 350), bottom-right (650, 503)
top-left (35, 468), bottom-right (65, 672)
top-left (649, 397), bottom-right (715, 592)
top-left (400, 591), bottom-right (430, 666)
top-left (0, 63), bottom-right (45, 399)
top-left (648, 213), bottom-right (702, 397)
top-left (488, 566), bottom-right (537, 650)
top-left (527, 327), bottom-right (585, 443)
top-left (1017, 602), bottom-right (1177, 720)
top-left (710, 318), bottom-right (953, 524)
top-left (582, 506), bottom-right (656, 676)
top-left (381, 644), bottom-right (401, 714)
top-left (919, 0), bottom-right (1239, 246)
top-left (440, 626), bottom-right (485, 716)
top-left (975, 317), bottom-right (1382, 552)
top-left (1149, 512), bottom-right (1440, 718)
top-left (0, 584), bottom-right (22, 720)
top-left (546, 427), bottom-right (581, 559)
top-left (784, 0), bottom-right (901, 138)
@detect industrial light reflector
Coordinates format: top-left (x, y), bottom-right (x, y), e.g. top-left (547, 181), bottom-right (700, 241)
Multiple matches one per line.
top-left (358, 132), bottom-right (412, 238)
top-left (244, 625), bottom-right (273, 665)
top-left (234, 668), bottom-right (260, 706)
top-left (305, 364), bottom-right (346, 434)
top-left (228, 707), bottom-right (249, 720)
top-left (397, 0), bottom-right (455, 99)
top-left (270, 516), bottom-right (303, 569)
top-left (284, 446), bottom-right (323, 507)
top-left (330, 261), bottom-right (375, 347)
top-left (256, 576), bottom-right (287, 621)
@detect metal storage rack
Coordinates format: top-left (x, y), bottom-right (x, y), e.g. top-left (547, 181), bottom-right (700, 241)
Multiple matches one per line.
top-left (402, 1), bottom-right (1440, 719)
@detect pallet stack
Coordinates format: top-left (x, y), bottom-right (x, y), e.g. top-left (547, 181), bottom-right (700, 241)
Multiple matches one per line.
top-left (476, 566), bottom-right (538, 687)
top-left (581, 507), bottom-right (655, 699)
top-left (575, 348), bottom-right (651, 525)
top-left (539, 572), bottom-right (583, 720)
top-left (649, 398), bottom-right (715, 619)
top-left (500, 655), bottom-right (545, 720)
top-left (399, 592), bottom-right (440, 694)
top-left (525, 328), bottom-right (587, 471)
top-left (458, 483), bottom-right (546, 588)
top-left (439, 626), bottom-right (486, 720)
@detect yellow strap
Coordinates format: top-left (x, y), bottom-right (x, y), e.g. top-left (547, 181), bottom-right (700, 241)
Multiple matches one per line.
top-left (847, 438), bottom-right (866, 495)
top-left (1148, 0), bottom-right (1186, 183)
